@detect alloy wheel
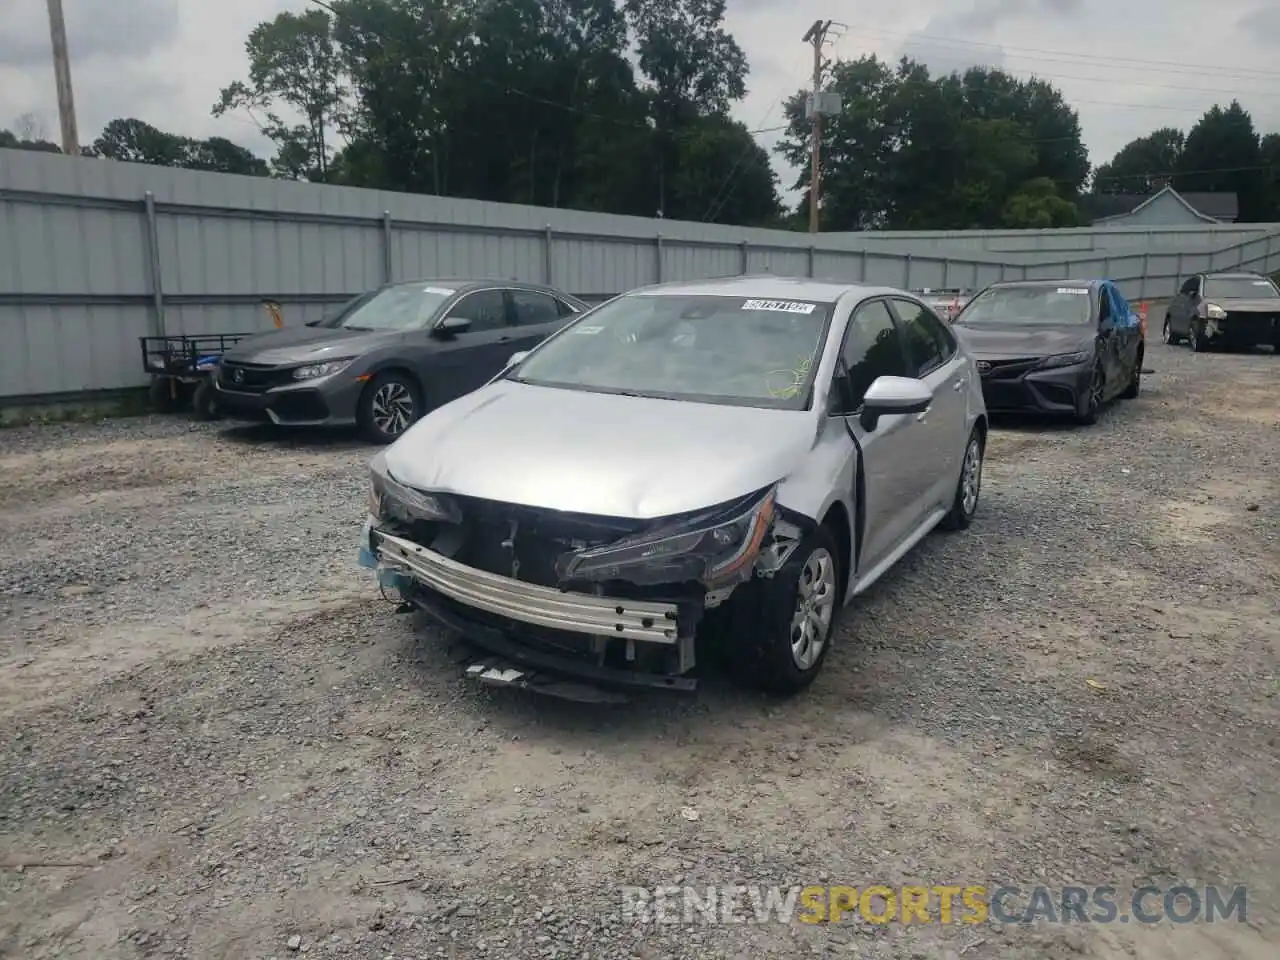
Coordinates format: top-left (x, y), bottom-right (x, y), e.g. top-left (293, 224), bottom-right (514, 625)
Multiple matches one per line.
top-left (960, 436), bottom-right (983, 516)
top-left (790, 548), bottom-right (836, 671)
top-left (1162, 318), bottom-right (1173, 344)
top-left (371, 382), bottom-right (414, 437)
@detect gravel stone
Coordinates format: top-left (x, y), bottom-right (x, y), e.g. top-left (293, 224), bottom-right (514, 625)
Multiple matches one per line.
top-left (0, 343), bottom-right (1276, 959)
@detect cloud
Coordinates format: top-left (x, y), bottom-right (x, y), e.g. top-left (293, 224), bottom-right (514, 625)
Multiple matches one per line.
top-left (0, 0), bottom-right (180, 68)
top-left (1238, 5), bottom-right (1280, 41)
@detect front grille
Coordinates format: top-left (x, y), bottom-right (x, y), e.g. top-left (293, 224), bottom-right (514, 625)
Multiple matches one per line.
top-left (980, 358), bottom-right (1040, 380)
top-left (219, 361), bottom-right (287, 393)
top-left (451, 496), bottom-right (646, 588)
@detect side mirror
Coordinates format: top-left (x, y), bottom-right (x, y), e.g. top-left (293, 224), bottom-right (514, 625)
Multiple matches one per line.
top-left (859, 376), bottom-right (931, 432)
top-left (506, 350), bottom-right (530, 368)
top-left (434, 315), bottom-right (472, 336)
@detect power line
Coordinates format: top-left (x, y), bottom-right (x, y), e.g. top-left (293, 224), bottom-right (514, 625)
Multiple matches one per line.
top-left (848, 25), bottom-right (1280, 83)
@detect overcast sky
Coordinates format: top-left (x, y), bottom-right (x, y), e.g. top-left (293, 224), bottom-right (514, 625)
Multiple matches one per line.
top-left (2, 0), bottom-right (1278, 203)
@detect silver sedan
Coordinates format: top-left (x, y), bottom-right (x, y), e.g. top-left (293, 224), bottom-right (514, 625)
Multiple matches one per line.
top-left (359, 276), bottom-right (988, 696)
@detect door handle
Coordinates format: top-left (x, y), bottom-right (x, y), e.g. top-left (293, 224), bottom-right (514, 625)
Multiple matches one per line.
top-left (952, 378), bottom-right (967, 391)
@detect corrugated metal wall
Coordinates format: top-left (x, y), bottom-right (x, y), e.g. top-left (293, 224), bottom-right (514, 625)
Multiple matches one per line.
top-left (3, 148), bottom-right (1279, 402)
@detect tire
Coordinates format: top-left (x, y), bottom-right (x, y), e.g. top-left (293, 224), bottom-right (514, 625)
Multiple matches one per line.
top-left (191, 378), bottom-right (220, 421)
top-left (148, 375), bottom-right (181, 414)
top-left (1119, 348), bottom-right (1142, 400)
top-left (1189, 320), bottom-right (1210, 352)
top-left (940, 427), bottom-right (983, 531)
top-left (728, 524), bottom-right (842, 695)
top-left (1075, 359), bottom-right (1103, 425)
top-left (358, 371), bottom-right (423, 444)
top-left (1161, 316), bottom-right (1179, 345)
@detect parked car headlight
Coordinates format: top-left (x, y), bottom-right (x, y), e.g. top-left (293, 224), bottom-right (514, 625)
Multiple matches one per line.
top-left (293, 358), bottom-right (355, 381)
top-left (559, 487), bottom-right (777, 586)
top-left (1036, 351), bottom-right (1091, 370)
top-left (368, 459), bottom-right (462, 525)
top-left (1205, 303), bottom-right (1227, 319)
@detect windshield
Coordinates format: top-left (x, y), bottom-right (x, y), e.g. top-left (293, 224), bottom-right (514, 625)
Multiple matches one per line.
top-left (316, 283), bottom-right (456, 331)
top-left (508, 293), bottom-right (835, 409)
top-left (954, 285), bottom-right (1093, 326)
top-left (1205, 277), bottom-right (1280, 300)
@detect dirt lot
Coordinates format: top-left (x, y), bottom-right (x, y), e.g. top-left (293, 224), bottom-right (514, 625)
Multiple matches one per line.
top-left (1, 339), bottom-right (1277, 960)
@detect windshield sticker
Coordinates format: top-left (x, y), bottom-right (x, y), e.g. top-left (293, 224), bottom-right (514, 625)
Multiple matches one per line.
top-left (741, 299), bottom-right (817, 314)
top-left (571, 325), bottom-right (603, 335)
top-left (1056, 288), bottom-right (1089, 295)
top-left (422, 286), bottom-right (454, 296)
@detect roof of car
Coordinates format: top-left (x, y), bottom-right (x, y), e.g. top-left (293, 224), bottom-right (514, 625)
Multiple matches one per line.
top-left (626, 275), bottom-right (904, 302)
top-left (986, 278), bottom-right (1099, 289)
top-left (389, 278), bottom-right (569, 294)
top-left (1203, 271), bottom-right (1267, 280)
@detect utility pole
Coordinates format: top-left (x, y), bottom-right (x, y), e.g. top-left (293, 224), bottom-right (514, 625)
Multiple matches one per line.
top-left (802, 19), bottom-right (833, 233)
top-left (45, 0), bottom-right (80, 156)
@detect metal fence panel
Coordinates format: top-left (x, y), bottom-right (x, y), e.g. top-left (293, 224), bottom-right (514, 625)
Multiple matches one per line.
top-left (2, 148), bottom-right (1280, 403)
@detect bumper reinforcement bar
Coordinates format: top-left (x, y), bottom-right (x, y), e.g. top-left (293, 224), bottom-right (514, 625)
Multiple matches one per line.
top-left (373, 531), bottom-right (680, 643)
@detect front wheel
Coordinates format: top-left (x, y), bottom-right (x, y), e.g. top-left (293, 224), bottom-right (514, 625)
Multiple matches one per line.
top-left (358, 371), bottom-right (423, 444)
top-left (729, 524), bottom-right (842, 695)
top-left (1189, 321), bottom-right (1210, 352)
top-left (941, 427), bottom-right (983, 531)
top-left (1119, 350), bottom-right (1142, 400)
top-left (1075, 360), bottom-right (1103, 425)
top-left (1161, 316), bottom-right (1179, 345)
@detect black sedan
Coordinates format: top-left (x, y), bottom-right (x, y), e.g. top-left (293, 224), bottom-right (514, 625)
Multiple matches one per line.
top-left (215, 279), bottom-right (587, 442)
top-left (949, 279), bottom-right (1144, 425)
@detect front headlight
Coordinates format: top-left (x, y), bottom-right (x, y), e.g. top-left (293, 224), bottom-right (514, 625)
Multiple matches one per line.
top-left (368, 457), bottom-right (462, 524)
top-left (1205, 303), bottom-right (1227, 319)
top-left (558, 487), bottom-right (777, 586)
top-left (1036, 351), bottom-right (1091, 370)
top-left (293, 357), bottom-right (355, 381)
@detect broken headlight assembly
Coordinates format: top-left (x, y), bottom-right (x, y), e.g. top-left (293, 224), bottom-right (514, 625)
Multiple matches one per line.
top-left (1205, 303), bottom-right (1228, 320)
top-left (556, 486), bottom-right (776, 587)
top-left (367, 456), bottom-right (462, 525)
top-left (1036, 351), bottom-right (1091, 370)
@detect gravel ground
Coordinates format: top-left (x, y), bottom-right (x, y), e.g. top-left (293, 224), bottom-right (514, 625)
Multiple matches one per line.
top-left (1, 340), bottom-right (1277, 960)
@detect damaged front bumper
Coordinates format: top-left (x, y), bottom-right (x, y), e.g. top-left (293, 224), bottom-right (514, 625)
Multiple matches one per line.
top-left (357, 485), bottom-right (809, 695)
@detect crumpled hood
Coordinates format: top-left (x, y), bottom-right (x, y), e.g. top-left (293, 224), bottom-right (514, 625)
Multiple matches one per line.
top-left (223, 326), bottom-right (397, 365)
top-left (952, 323), bottom-right (1093, 360)
top-left (383, 380), bottom-right (819, 519)
top-left (1205, 298), bottom-right (1280, 313)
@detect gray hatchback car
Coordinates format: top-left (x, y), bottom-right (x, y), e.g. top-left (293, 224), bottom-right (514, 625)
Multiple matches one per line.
top-left (215, 279), bottom-right (586, 442)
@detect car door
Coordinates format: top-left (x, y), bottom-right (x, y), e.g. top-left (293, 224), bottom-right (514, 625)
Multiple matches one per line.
top-left (508, 288), bottom-right (576, 352)
top-left (427, 288), bottom-right (519, 402)
top-left (1103, 283), bottom-right (1139, 390)
top-left (1094, 285), bottom-right (1123, 394)
top-left (836, 299), bottom-right (932, 576)
top-left (890, 297), bottom-right (970, 513)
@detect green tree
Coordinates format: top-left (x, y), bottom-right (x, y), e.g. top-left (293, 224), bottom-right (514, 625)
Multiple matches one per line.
top-left (1002, 176), bottom-right (1081, 227)
top-left (213, 9), bottom-right (346, 181)
top-left (670, 114), bottom-right (781, 225)
top-left (1175, 101), bottom-right (1265, 220)
top-left (90, 118), bottom-right (267, 175)
top-left (623, 0), bottom-right (749, 217)
top-left (1091, 127), bottom-right (1184, 194)
top-left (0, 129), bottom-right (61, 153)
top-left (1259, 133), bottom-right (1280, 221)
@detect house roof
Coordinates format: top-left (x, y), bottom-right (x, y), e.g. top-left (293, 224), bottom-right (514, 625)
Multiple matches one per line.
top-left (1084, 185), bottom-right (1238, 224)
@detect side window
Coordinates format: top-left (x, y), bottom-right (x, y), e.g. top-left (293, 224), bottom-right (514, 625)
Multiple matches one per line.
top-left (445, 289), bottom-right (507, 332)
top-left (1180, 277), bottom-right (1198, 297)
top-left (1098, 289), bottom-right (1112, 325)
top-left (893, 298), bottom-right (953, 376)
top-left (838, 300), bottom-right (908, 410)
top-left (509, 290), bottom-right (561, 326)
